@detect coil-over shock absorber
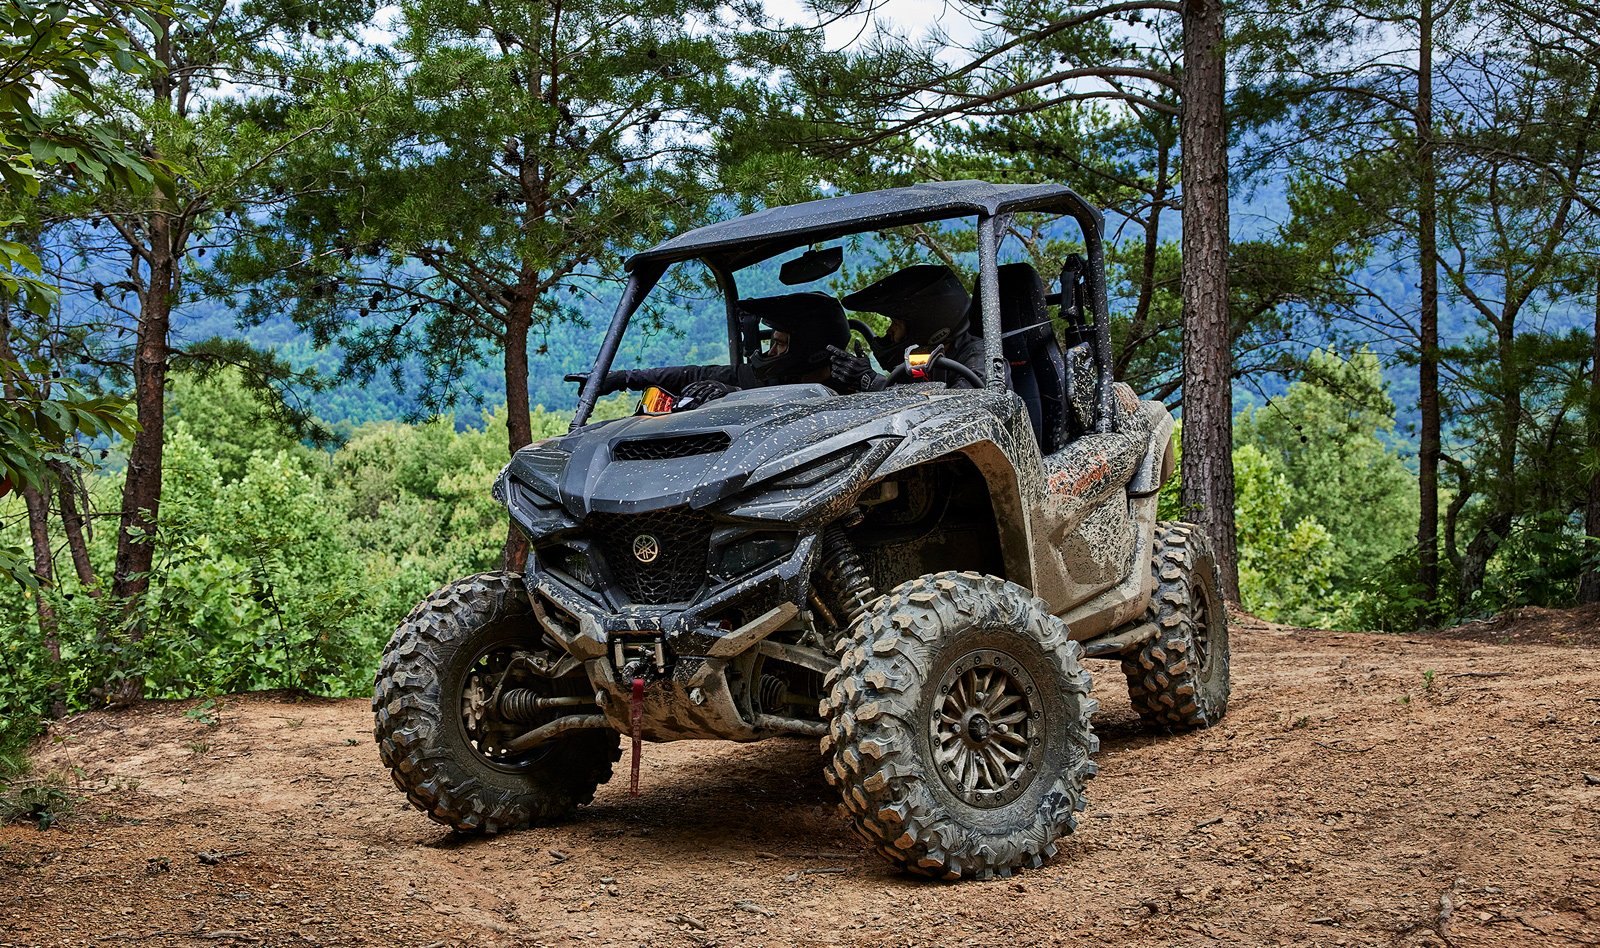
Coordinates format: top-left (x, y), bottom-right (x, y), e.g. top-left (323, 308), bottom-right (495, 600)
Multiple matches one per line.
top-left (815, 513), bottom-right (878, 629)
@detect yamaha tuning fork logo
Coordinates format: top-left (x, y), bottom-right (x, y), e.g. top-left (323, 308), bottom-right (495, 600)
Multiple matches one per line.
top-left (632, 534), bottom-right (661, 563)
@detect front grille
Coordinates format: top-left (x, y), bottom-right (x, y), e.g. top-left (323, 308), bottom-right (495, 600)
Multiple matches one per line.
top-left (613, 432), bottom-right (731, 461)
top-left (590, 508), bottom-right (716, 604)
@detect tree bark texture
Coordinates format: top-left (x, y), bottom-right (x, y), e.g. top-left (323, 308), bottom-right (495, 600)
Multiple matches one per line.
top-left (1178, 0), bottom-right (1240, 600)
top-left (112, 215), bottom-right (173, 615)
top-left (1415, 0), bottom-right (1443, 623)
top-left (500, 291), bottom-right (535, 571)
top-left (53, 462), bottom-right (99, 594)
top-left (21, 484), bottom-right (59, 659)
top-left (0, 323), bottom-right (60, 656)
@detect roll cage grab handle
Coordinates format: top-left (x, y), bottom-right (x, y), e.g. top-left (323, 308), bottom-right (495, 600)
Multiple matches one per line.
top-left (570, 212), bottom-right (1117, 434)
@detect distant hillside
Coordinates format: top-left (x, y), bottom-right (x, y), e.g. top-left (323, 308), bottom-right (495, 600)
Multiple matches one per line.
top-left (60, 192), bottom-right (1589, 442)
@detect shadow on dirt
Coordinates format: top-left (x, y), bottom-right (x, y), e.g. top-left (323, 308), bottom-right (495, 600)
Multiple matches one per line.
top-left (417, 703), bottom-right (1167, 862)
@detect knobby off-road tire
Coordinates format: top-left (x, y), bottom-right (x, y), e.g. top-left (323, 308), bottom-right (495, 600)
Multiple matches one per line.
top-left (1121, 523), bottom-right (1231, 729)
top-left (373, 572), bottom-right (619, 833)
top-left (820, 571), bottom-right (1098, 880)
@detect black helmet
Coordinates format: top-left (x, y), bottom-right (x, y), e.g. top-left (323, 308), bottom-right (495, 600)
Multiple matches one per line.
top-left (740, 292), bottom-right (849, 383)
top-left (842, 265), bottom-right (972, 366)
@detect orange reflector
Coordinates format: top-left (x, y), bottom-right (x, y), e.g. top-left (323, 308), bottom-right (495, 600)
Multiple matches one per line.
top-left (638, 386), bottom-right (676, 415)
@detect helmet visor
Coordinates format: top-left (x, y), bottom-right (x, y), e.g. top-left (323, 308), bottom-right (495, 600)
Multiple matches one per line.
top-left (760, 329), bottom-right (791, 360)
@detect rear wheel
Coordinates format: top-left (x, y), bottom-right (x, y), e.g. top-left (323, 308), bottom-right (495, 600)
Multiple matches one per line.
top-left (373, 572), bottom-right (619, 832)
top-left (821, 571), bottom-right (1098, 879)
top-left (1121, 523), bottom-right (1231, 729)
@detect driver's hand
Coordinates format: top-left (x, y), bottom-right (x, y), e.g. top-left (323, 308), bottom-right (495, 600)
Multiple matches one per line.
top-left (828, 343), bottom-right (884, 393)
top-left (681, 379), bottom-right (737, 404)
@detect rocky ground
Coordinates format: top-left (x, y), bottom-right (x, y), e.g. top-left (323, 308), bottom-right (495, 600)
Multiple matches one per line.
top-left (2, 612), bottom-right (1597, 947)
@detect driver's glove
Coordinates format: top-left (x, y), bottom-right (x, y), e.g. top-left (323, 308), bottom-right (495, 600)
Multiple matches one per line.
top-left (681, 379), bottom-right (738, 403)
top-left (828, 344), bottom-right (886, 393)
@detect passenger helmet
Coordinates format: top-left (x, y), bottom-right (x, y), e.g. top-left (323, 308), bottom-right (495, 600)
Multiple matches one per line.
top-left (741, 293), bottom-right (850, 383)
top-left (842, 265), bottom-right (972, 367)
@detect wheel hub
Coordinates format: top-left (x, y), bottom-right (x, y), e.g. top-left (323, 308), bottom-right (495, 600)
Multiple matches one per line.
top-left (459, 645), bottom-right (564, 770)
top-left (931, 649), bottom-right (1044, 808)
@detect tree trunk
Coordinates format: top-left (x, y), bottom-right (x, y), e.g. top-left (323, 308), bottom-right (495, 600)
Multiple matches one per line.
top-left (1581, 281), bottom-right (1600, 603)
top-left (53, 461), bottom-right (100, 594)
top-left (1457, 314), bottom-right (1521, 607)
top-left (20, 483), bottom-right (60, 662)
top-left (1178, 0), bottom-right (1239, 600)
top-left (1415, 0), bottom-right (1443, 624)
top-left (110, 208), bottom-right (175, 702)
top-left (500, 292), bottom-right (536, 572)
top-left (0, 324), bottom-right (61, 661)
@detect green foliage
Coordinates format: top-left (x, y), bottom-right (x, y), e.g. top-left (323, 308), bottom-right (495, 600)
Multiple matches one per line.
top-left (0, 361), bottom-right (136, 494)
top-left (0, 370), bottom-right (618, 759)
top-left (1480, 511), bottom-right (1598, 611)
top-left (1233, 442), bottom-right (1341, 626)
top-left (0, 0), bottom-right (162, 195)
top-left (0, 358), bottom-right (137, 587)
top-left (1235, 350), bottom-right (1419, 621)
top-left (0, 775), bottom-right (74, 829)
top-left (1160, 353), bottom-right (1418, 628)
top-left (0, 0), bottom-right (166, 323)
top-left (167, 370), bottom-right (312, 482)
top-left (214, 0), bottom-right (807, 420)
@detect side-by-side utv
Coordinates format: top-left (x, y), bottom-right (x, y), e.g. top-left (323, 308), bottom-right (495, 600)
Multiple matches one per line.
top-left (374, 181), bottom-right (1230, 880)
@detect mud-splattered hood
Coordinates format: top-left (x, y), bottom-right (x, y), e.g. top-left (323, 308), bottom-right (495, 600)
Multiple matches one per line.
top-left (498, 383), bottom-right (1018, 531)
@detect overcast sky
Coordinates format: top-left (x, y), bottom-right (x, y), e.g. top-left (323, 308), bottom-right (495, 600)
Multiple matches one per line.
top-left (762, 0), bottom-right (983, 53)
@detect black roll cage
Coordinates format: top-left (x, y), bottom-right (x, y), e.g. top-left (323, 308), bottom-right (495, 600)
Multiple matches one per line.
top-left (571, 186), bottom-right (1118, 438)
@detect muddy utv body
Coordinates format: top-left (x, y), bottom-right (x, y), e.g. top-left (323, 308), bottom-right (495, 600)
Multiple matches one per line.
top-left (375, 181), bottom-right (1230, 879)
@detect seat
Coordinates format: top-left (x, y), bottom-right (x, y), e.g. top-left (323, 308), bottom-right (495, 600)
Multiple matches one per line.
top-left (990, 263), bottom-right (1068, 454)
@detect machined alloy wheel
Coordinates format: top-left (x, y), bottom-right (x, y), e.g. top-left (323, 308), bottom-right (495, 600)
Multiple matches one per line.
top-left (932, 650), bottom-right (1043, 808)
top-left (822, 571), bottom-right (1098, 880)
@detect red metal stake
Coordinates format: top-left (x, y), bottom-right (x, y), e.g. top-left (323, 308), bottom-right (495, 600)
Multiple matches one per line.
top-left (629, 676), bottom-right (645, 797)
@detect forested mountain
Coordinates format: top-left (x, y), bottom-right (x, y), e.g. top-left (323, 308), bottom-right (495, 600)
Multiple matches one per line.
top-left (132, 202), bottom-right (1581, 443)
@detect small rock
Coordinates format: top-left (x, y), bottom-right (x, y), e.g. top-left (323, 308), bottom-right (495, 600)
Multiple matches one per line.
top-left (1582, 773), bottom-right (1599, 786)
top-left (1309, 917), bottom-right (1337, 925)
top-left (668, 913), bottom-right (706, 931)
top-left (734, 900), bottom-right (776, 918)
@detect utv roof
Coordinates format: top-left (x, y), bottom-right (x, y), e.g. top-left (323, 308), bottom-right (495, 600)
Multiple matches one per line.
top-left (627, 180), bottom-right (1104, 272)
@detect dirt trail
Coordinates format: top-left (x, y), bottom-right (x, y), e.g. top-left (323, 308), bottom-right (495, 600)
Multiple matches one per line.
top-left (2, 618), bottom-right (1598, 947)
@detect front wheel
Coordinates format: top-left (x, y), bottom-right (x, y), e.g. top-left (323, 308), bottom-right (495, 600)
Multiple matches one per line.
top-left (373, 572), bottom-right (619, 833)
top-left (820, 571), bottom-right (1098, 879)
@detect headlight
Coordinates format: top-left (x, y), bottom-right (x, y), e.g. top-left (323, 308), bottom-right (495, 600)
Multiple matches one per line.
top-left (540, 543), bottom-right (595, 588)
top-left (713, 532), bottom-right (796, 581)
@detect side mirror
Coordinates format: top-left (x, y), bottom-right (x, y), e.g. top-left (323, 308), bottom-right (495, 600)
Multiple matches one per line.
top-left (779, 246), bottom-right (842, 285)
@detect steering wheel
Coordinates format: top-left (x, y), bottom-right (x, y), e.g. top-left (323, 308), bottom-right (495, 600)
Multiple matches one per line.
top-left (885, 346), bottom-right (984, 389)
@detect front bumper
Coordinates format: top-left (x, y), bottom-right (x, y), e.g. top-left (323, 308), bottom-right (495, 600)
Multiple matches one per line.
top-left (525, 534), bottom-right (820, 741)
